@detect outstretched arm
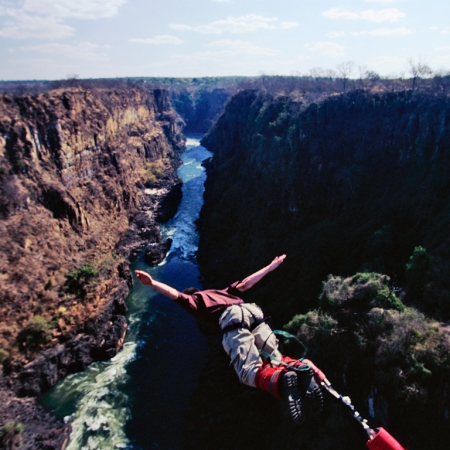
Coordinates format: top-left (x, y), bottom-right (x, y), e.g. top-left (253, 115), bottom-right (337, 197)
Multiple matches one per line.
top-left (236, 254), bottom-right (286, 292)
top-left (135, 270), bottom-right (180, 300)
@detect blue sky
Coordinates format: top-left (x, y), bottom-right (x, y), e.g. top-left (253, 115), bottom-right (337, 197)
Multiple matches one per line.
top-left (0, 0), bottom-right (449, 80)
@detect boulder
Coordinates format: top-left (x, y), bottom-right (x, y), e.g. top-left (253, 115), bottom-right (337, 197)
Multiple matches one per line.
top-left (144, 238), bottom-right (172, 266)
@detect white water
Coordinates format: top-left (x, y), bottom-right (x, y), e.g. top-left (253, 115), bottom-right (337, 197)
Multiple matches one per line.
top-left (41, 135), bottom-right (211, 449)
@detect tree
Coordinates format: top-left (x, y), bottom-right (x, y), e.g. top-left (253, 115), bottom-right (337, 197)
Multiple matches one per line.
top-left (17, 316), bottom-right (51, 350)
top-left (309, 67), bottom-right (324, 79)
top-left (432, 70), bottom-right (450, 94)
top-left (357, 65), bottom-right (368, 90)
top-left (408, 58), bottom-right (432, 91)
top-left (336, 61), bottom-right (354, 93)
top-left (405, 246), bottom-right (431, 298)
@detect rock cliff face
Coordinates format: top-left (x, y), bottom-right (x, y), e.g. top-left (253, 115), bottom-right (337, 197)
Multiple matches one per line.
top-left (0, 85), bottom-right (184, 447)
top-left (195, 89), bottom-right (450, 449)
top-left (199, 89), bottom-right (450, 321)
top-left (171, 87), bottom-right (234, 133)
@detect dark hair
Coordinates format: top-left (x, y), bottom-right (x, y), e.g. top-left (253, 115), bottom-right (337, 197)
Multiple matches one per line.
top-left (183, 287), bottom-right (200, 295)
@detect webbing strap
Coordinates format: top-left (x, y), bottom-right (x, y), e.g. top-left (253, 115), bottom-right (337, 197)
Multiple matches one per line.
top-left (273, 330), bottom-right (307, 359)
top-left (260, 351), bottom-right (311, 373)
top-left (259, 330), bottom-right (309, 371)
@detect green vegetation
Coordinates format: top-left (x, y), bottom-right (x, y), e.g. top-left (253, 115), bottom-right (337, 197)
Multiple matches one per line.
top-left (65, 263), bottom-right (98, 294)
top-left (97, 252), bottom-right (121, 276)
top-left (13, 159), bottom-right (28, 174)
top-left (284, 271), bottom-right (450, 444)
top-left (17, 315), bottom-right (51, 350)
top-left (405, 246), bottom-right (431, 296)
top-left (53, 306), bottom-right (67, 319)
top-left (0, 348), bottom-right (9, 362)
top-left (143, 160), bottom-right (167, 187)
top-left (0, 421), bottom-right (24, 437)
top-left (320, 272), bottom-right (405, 313)
top-left (0, 421), bottom-right (24, 449)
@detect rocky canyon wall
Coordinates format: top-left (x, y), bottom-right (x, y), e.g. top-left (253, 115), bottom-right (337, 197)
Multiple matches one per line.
top-left (195, 88), bottom-right (450, 449)
top-left (199, 89), bottom-right (450, 321)
top-left (171, 87), bottom-right (234, 133)
top-left (0, 85), bottom-right (184, 448)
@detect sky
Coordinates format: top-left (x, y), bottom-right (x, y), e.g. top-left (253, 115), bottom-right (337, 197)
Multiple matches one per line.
top-left (0, 0), bottom-right (449, 81)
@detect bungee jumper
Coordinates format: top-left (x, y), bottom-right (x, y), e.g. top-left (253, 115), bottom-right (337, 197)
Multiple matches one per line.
top-left (135, 254), bottom-right (407, 449)
top-left (135, 254), bottom-right (322, 425)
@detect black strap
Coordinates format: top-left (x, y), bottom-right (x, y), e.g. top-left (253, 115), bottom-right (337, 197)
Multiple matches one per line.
top-left (250, 316), bottom-right (272, 331)
top-left (221, 316), bottom-right (272, 334)
top-left (221, 320), bottom-right (249, 334)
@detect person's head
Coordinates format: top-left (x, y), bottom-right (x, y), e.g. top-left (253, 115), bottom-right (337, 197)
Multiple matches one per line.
top-left (183, 287), bottom-right (199, 295)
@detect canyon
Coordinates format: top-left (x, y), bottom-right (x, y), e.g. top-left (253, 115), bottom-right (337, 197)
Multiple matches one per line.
top-left (0, 76), bottom-right (449, 449)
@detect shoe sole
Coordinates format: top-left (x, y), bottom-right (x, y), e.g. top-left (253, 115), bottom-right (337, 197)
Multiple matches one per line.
top-left (282, 371), bottom-right (304, 425)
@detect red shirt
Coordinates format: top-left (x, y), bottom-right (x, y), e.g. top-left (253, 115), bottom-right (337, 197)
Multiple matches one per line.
top-left (175, 281), bottom-right (243, 329)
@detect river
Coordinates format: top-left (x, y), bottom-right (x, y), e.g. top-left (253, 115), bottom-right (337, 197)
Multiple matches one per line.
top-left (41, 135), bottom-right (211, 449)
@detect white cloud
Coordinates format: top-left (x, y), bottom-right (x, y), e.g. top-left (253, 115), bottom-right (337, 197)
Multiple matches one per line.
top-left (308, 42), bottom-right (345, 57)
top-left (322, 8), bottom-right (405, 23)
top-left (351, 27), bottom-right (413, 37)
top-left (365, 0), bottom-right (394, 3)
top-left (15, 42), bottom-right (109, 61)
top-left (170, 15), bottom-right (294, 34)
top-left (129, 35), bottom-right (183, 45)
top-left (0, 0), bottom-right (126, 39)
top-left (22, 0), bottom-right (127, 20)
top-left (207, 39), bottom-right (277, 56)
top-left (442, 27), bottom-right (450, 34)
top-left (326, 31), bottom-right (346, 38)
top-left (429, 26), bottom-right (438, 31)
top-left (0, 13), bottom-right (74, 39)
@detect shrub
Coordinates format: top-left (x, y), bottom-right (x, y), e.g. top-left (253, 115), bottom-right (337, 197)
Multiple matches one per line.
top-left (284, 310), bottom-right (340, 359)
top-left (405, 246), bottom-right (431, 297)
top-left (54, 306), bottom-right (67, 319)
top-left (17, 316), bottom-right (51, 350)
top-left (65, 263), bottom-right (98, 293)
top-left (143, 160), bottom-right (167, 187)
top-left (320, 272), bottom-right (404, 313)
top-left (0, 421), bottom-right (24, 437)
top-left (0, 348), bottom-right (9, 362)
top-left (145, 170), bottom-right (157, 186)
top-left (362, 306), bottom-right (450, 403)
top-left (285, 310), bottom-right (339, 341)
top-left (98, 252), bottom-right (121, 277)
top-left (13, 159), bottom-right (28, 174)
top-left (0, 421), bottom-right (24, 449)
top-left (285, 270), bottom-right (450, 408)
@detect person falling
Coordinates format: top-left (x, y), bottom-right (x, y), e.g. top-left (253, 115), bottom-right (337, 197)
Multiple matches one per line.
top-left (135, 254), bottom-right (323, 425)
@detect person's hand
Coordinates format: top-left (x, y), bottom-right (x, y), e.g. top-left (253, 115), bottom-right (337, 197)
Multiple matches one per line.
top-left (269, 254), bottom-right (286, 271)
top-left (135, 270), bottom-right (154, 286)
